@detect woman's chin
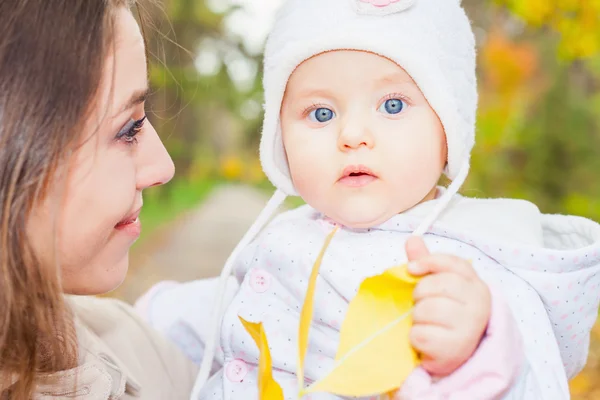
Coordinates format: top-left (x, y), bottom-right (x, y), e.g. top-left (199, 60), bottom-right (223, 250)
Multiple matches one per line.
top-left (63, 253), bottom-right (130, 296)
top-left (97, 254), bottom-right (130, 295)
top-left (102, 262), bottom-right (129, 294)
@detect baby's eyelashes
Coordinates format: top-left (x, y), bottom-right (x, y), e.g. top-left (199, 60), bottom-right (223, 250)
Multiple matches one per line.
top-left (308, 107), bottom-right (336, 123)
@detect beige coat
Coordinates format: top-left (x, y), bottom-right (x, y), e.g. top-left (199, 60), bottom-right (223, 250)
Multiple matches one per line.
top-left (33, 295), bottom-right (198, 399)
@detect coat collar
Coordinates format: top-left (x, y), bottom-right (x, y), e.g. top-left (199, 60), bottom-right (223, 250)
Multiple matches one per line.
top-left (11, 315), bottom-right (141, 399)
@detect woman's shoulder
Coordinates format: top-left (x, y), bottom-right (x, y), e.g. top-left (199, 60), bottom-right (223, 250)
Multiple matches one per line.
top-left (66, 295), bottom-right (198, 399)
top-left (69, 294), bottom-right (161, 334)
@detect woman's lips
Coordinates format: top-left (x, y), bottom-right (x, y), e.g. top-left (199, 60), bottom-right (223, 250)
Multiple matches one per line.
top-left (338, 165), bottom-right (378, 187)
top-left (115, 209), bottom-right (141, 237)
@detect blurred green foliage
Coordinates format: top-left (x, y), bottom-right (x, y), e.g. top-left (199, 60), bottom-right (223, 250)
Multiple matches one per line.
top-left (467, 1), bottom-right (600, 221)
top-left (140, 0), bottom-right (600, 234)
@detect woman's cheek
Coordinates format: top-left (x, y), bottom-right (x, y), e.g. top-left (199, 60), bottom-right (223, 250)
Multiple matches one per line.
top-left (98, 153), bottom-right (138, 212)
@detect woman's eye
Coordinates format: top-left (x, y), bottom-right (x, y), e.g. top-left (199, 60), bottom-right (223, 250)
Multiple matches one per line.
top-left (378, 98), bottom-right (406, 115)
top-left (116, 115), bottom-right (146, 145)
top-left (308, 107), bottom-right (335, 123)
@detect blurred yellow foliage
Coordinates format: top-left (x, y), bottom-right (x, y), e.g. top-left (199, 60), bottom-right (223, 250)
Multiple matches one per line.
top-left (477, 28), bottom-right (539, 150)
top-left (188, 156), bottom-right (217, 182)
top-left (246, 158), bottom-right (267, 184)
top-left (481, 30), bottom-right (538, 95)
top-left (497, 0), bottom-right (600, 59)
top-left (218, 155), bottom-right (267, 183)
top-left (220, 155), bottom-right (244, 180)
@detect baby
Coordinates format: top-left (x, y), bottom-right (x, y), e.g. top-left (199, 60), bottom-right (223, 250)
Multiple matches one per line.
top-left (136, 0), bottom-right (600, 399)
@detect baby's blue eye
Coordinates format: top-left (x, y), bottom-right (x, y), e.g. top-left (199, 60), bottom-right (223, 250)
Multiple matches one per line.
top-left (378, 98), bottom-right (405, 115)
top-left (309, 108), bottom-right (335, 123)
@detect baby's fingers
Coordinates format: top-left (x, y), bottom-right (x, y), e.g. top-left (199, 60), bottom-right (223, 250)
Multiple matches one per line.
top-left (405, 236), bottom-right (430, 262)
top-left (412, 272), bottom-right (470, 304)
top-left (412, 297), bottom-right (463, 328)
top-left (409, 325), bottom-right (461, 376)
top-left (408, 254), bottom-right (476, 280)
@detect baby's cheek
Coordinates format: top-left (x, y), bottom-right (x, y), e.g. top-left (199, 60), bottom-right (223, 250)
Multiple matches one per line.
top-left (291, 172), bottom-right (321, 204)
top-left (289, 153), bottom-right (326, 188)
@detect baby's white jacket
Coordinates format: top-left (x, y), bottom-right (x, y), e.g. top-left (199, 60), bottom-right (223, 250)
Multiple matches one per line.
top-left (137, 192), bottom-right (600, 399)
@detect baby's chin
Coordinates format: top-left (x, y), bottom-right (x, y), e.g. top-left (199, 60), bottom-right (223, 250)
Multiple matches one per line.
top-left (325, 207), bottom-right (401, 230)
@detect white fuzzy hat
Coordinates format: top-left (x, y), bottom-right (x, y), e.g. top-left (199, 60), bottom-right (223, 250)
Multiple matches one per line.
top-left (260, 0), bottom-right (478, 196)
top-left (192, 1), bottom-right (478, 392)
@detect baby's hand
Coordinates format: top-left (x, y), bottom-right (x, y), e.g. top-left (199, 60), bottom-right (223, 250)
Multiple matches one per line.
top-left (404, 236), bottom-right (491, 377)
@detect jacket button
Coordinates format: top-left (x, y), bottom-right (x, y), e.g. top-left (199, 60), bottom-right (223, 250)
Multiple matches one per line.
top-left (249, 269), bottom-right (271, 293)
top-left (225, 359), bottom-right (248, 382)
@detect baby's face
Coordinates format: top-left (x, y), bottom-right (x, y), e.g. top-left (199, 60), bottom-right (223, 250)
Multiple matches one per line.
top-left (280, 50), bottom-right (446, 229)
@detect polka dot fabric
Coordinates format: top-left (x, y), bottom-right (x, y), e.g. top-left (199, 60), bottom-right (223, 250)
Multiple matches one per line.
top-left (192, 203), bottom-right (600, 399)
top-left (394, 213), bottom-right (600, 380)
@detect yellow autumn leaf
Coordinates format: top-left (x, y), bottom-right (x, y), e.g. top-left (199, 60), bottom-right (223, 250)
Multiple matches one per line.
top-left (303, 265), bottom-right (420, 398)
top-left (238, 316), bottom-right (284, 400)
top-left (569, 372), bottom-right (592, 396)
top-left (297, 226), bottom-right (339, 393)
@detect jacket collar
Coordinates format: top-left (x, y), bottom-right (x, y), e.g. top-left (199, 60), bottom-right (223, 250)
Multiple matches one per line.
top-left (20, 316), bottom-right (141, 399)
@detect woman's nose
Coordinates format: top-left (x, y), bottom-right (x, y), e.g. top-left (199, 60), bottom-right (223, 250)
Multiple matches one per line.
top-left (135, 121), bottom-right (175, 190)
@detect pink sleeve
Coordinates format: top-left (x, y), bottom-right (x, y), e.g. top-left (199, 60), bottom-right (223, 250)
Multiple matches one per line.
top-left (396, 288), bottom-right (524, 400)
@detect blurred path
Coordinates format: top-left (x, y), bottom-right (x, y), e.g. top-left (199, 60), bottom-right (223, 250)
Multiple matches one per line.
top-left (111, 184), bottom-right (279, 303)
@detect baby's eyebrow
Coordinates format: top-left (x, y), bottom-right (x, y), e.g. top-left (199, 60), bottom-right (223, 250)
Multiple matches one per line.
top-left (293, 88), bottom-right (333, 99)
top-left (375, 72), bottom-right (417, 87)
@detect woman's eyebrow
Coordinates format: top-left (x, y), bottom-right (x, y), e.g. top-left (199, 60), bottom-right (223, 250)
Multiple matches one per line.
top-left (117, 86), bottom-right (151, 115)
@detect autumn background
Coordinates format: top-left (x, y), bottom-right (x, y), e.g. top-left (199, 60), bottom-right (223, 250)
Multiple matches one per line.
top-left (112, 0), bottom-right (600, 397)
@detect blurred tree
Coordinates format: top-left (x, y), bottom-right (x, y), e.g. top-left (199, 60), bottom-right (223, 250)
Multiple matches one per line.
top-left (138, 0), bottom-right (600, 224)
top-left (141, 0), bottom-right (264, 184)
top-left (466, 2), bottom-right (600, 221)
top-left (495, 0), bottom-right (600, 60)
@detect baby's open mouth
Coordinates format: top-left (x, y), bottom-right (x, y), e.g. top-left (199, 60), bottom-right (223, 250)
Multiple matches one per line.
top-left (339, 165), bottom-right (377, 187)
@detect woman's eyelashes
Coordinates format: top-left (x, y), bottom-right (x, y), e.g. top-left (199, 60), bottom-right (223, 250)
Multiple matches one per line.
top-left (116, 115), bottom-right (146, 145)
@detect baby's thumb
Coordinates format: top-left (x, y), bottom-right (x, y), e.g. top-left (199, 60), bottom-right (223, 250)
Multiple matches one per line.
top-left (405, 236), bottom-right (430, 262)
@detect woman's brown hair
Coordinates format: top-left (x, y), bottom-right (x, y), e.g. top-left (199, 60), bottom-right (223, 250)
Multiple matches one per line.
top-left (0, 0), bottom-right (145, 397)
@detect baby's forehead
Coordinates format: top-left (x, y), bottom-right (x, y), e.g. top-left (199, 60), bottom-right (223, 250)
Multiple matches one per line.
top-left (284, 50), bottom-right (420, 96)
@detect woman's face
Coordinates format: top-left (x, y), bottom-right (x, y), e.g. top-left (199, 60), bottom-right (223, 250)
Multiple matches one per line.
top-left (29, 8), bottom-right (175, 295)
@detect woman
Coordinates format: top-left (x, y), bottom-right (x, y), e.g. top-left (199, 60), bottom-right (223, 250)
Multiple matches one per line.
top-left (0, 1), bottom-right (197, 398)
